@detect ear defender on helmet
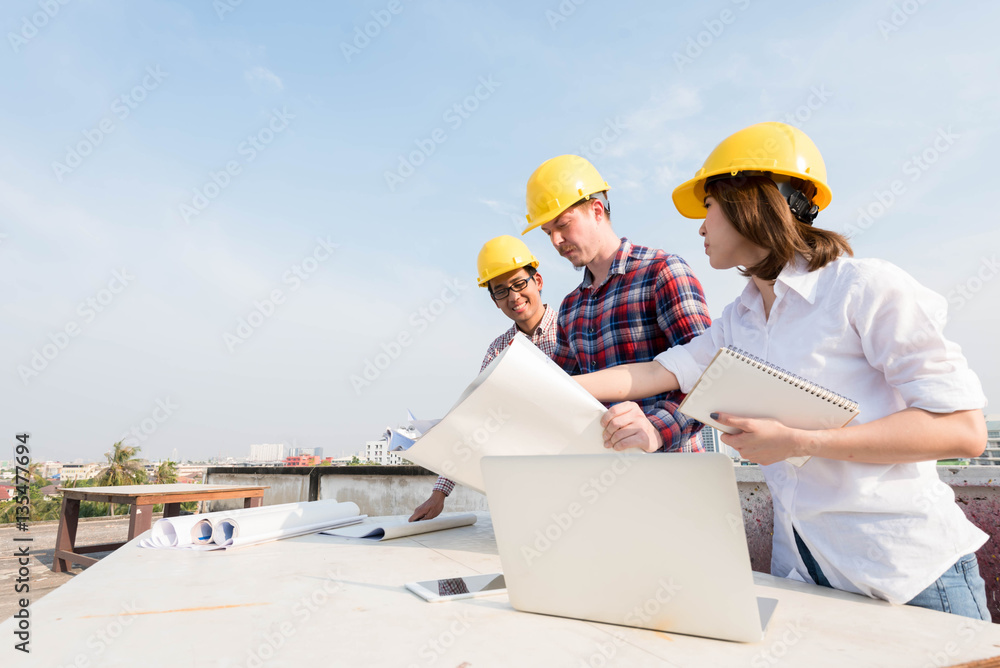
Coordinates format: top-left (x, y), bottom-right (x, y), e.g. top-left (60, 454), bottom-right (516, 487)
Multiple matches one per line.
top-left (776, 181), bottom-right (819, 225)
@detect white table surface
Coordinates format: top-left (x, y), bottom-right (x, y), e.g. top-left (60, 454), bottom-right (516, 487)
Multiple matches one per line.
top-left (3, 511), bottom-right (999, 667)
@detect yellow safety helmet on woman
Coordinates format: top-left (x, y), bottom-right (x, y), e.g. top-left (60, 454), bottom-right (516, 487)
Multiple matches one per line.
top-left (523, 154), bottom-right (610, 234)
top-left (672, 122), bottom-right (832, 223)
top-left (476, 235), bottom-right (540, 288)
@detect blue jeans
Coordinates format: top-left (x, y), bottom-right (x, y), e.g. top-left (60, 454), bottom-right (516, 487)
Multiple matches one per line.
top-left (793, 530), bottom-right (991, 621)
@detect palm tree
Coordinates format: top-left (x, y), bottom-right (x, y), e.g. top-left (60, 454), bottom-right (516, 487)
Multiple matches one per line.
top-left (153, 460), bottom-right (178, 484)
top-left (96, 441), bottom-right (147, 515)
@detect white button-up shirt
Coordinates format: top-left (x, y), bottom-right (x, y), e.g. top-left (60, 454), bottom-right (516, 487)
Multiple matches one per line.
top-left (655, 255), bottom-right (988, 604)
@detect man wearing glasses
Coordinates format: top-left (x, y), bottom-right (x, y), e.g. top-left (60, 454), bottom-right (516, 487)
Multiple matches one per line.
top-left (409, 235), bottom-right (558, 521)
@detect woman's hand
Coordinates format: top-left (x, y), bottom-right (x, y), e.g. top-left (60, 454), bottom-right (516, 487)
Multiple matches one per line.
top-left (713, 412), bottom-right (810, 465)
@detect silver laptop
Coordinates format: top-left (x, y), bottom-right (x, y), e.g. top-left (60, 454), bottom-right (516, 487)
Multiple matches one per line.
top-left (481, 453), bottom-right (775, 643)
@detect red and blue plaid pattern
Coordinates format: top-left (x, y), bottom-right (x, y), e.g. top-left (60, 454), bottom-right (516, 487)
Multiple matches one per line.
top-left (552, 238), bottom-right (712, 452)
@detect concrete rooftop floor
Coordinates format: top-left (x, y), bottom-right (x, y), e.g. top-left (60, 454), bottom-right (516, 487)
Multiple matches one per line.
top-left (0, 516), bottom-right (132, 621)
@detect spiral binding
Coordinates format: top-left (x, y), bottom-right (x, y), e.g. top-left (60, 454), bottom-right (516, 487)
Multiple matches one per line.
top-left (724, 347), bottom-right (859, 412)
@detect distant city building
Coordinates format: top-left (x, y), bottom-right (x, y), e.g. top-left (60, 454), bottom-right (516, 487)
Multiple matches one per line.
top-left (289, 447), bottom-right (324, 459)
top-left (284, 455), bottom-right (331, 467)
top-left (700, 425), bottom-right (741, 462)
top-left (177, 465), bottom-right (207, 481)
top-left (248, 443), bottom-right (286, 462)
top-left (60, 463), bottom-right (102, 481)
top-left (971, 415), bottom-right (1000, 466)
top-left (365, 428), bottom-right (410, 466)
top-left (40, 461), bottom-right (62, 479)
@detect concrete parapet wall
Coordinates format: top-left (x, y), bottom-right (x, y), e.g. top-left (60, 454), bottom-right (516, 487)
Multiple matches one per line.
top-left (204, 466), bottom-right (487, 516)
top-left (318, 474), bottom-right (488, 516)
top-left (207, 464), bottom-right (999, 621)
top-left (205, 470), bottom-right (309, 509)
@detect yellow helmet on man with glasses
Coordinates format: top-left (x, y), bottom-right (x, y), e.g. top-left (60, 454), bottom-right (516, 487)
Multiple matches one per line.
top-left (476, 235), bottom-right (540, 288)
top-left (672, 122), bottom-right (832, 224)
top-left (523, 154), bottom-right (610, 234)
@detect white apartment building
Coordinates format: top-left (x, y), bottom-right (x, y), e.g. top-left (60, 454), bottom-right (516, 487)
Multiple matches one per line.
top-left (60, 463), bottom-right (103, 481)
top-left (700, 425), bottom-right (741, 462)
top-left (365, 437), bottom-right (406, 466)
top-left (248, 443), bottom-right (286, 462)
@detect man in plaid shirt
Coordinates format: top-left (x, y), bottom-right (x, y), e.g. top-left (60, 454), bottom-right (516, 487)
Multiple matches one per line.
top-left (409, 236), bottom-right (559, 521)
top-left (524, 155), bottom-right (712, 452)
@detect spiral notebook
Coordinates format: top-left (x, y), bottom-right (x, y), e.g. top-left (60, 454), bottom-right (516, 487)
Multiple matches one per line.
top-left (678, 347), bottom-right (860, 466)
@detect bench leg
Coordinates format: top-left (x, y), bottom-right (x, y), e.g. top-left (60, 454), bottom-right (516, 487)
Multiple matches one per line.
top-left (128, 504), bottom-right (154, 540)
top-left (163, 502), bottom-right (182, 518)
top-left (245, 496), bottom-right (262, 509)
top-left (52, 497), bottom-right (80, 573)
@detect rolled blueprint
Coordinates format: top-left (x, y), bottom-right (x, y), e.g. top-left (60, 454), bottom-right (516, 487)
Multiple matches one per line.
top-left (321, 512), bottom-right (477, 541)
top-left (212, 499), bottom-right (362, 547)
top-left (144, 513), bottom-right (214, 548)
top-left (140, 499), bottom-right (364, 550)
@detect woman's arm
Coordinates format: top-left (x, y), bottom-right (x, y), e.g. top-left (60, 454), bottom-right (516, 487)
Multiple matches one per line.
top-left (574, 361), bottom-right (680, 403)
top-left (715, 407), bottom-right (986, 465)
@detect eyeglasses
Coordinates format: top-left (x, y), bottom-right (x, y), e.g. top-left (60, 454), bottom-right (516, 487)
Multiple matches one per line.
top-left (491, 277), bottom-right (532, 301)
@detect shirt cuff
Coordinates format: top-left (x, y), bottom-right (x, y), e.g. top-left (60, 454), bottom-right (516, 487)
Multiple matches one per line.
top-left (654, 346), bottom-right (702, 394)
top-left (647, 411), bottom-right (705, 453)
top-left (433, 476), bottom-right (455, 497)
top-left (897, 370), bottom-right (987, 413)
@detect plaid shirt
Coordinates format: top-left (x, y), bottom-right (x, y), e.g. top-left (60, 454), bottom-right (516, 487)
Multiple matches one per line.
top-left (552, 238), bottom-right (711, 452)
top-left (433, 305), bottom-right (559, 496)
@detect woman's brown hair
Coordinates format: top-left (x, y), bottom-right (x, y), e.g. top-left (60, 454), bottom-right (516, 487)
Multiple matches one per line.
top-left (706, 175), bottom-right (852, 281)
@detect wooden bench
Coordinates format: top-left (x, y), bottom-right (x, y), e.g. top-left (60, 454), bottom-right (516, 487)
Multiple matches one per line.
top-left (52, 484), bottom-right (268, 572)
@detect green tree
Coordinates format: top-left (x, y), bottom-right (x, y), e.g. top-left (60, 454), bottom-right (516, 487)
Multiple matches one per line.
top-left (97, 441), bottom-right (147, 486)
top-left (96, 441), bottom-right (147, 515)
top-left (153, 460), bottom-right (179, 484)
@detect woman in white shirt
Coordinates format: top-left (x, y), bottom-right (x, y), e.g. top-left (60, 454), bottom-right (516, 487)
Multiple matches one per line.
top-left (576, 122), bottom-right (990, 620)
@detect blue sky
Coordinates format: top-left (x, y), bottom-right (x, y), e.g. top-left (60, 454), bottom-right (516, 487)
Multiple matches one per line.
top-left (3, 0), bottom-right (998, 463)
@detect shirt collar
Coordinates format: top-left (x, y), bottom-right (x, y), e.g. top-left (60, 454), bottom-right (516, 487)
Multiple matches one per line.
top-left (581, 237), bottom-right (631, 289)
top-left (513, 304), bottom-right (556, 338)
top-left (738, 254), bottom-right (820, 314)
top-left (776, 254), bottom-right (821, 304)
top-left (536, 303), bottom-right (557, 335)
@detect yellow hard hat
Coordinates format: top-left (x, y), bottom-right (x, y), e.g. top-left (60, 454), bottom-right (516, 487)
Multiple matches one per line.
top-left (523, 154), bottom-right (610, 234)
top-left (476, 235), bottom-right (540, 288)
top-left (672, 122), bottom-right (832, 219)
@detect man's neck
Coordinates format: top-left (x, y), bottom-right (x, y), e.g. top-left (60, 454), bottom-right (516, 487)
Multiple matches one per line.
top-left (586, 231), bottom-right (623, 287)
top-left (515, 305), bottom-right (546, 335)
